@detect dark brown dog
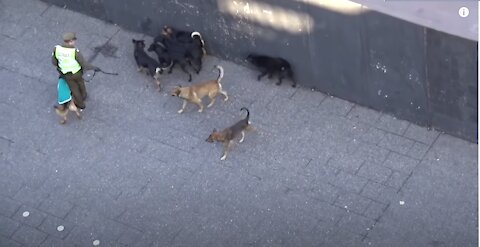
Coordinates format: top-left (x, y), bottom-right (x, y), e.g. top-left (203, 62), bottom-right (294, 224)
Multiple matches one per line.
top-left (171, 65), bottom-right (228, 113)
top-left (54, 101), bottom-right (81, 124)
top-left (206, 107), bottom-right (251, 160)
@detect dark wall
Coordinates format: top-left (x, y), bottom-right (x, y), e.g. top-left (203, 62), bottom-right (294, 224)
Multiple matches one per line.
top-left (42, 0), bottom-right (478, 142)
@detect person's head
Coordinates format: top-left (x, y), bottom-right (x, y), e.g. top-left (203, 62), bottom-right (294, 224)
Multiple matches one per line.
top-left (62, 32), bottom-right (77, 46)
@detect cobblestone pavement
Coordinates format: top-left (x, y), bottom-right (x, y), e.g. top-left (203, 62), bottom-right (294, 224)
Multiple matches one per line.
top-left (0, 0), bottom-right (477, 246)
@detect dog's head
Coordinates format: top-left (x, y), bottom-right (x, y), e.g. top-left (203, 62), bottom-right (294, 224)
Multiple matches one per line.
top-left (162, 26), bottom-right (175, 38)
top-left (132, 39), bottom-right (146, 49)
top-left (171, 86), bottom-right (182, 97)
top-left (206, 129), bottom-right (225, 143)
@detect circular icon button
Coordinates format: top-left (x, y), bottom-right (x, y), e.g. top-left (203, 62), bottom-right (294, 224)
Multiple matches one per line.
top-left (459, 7), bottom-right (469, 18)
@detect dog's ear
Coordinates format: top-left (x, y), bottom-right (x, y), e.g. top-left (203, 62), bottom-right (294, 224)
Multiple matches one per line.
top-left (212, 128), bottom-right (217, 133)
top-left (132, 39), bottom-right (136, 43)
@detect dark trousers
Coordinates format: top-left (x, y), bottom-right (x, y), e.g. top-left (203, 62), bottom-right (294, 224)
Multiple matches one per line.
top-left (64, 71), bottom-right (86, 109)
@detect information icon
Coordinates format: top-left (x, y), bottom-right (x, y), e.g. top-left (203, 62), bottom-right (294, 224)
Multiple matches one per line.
top-left (459, 7), bottom-right (469, 18)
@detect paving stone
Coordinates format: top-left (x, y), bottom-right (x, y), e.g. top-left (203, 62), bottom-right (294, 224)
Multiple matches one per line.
top-left (320, 229), bottom-right (367, 247)
top-left (330, 171), bottom-right (368, 194)
top-left (406, 141), bottom-right (430, 160)
top-left (11, 225), bottom-right (48, 247)
top-left (327, 154), bottom-right (365, 174)
top-left (376, 114), bottom-right (410, 135)
top-left (383, 152), bottom-right (419, 174)
top-left (63, 226), bottom-right (102, 247)
top-left (0, 196), bottom-right (22, 218)
top-left (404, 124), bottom-right (440, 145)
top-left (337, 213), bottom-right (376, 235)
top-left (379, 133), bottom-right (415, 155)
top-left (39, 236), bottom-right (75, 247)
top-left (360, 181), bottom-right (401, 205)
top-left (363, 201), bottom-right (388, 221)
top-left (13, 186), bottom-right (50, 208)
top-left (334, 192), bottom-right (372, 214)
top-left (307, 181), bottom-right (340, 204)
top-left (357, 163), bottom-right (393, 184)
top-left (116, 226), bottom-right (143, 246)
top-left (0, 215), bottom-right (20, 238)
top-left (0, 235), bottom-right (22, 247)
top-left (385, 171), bottom-right (410, 190)
top-left (347, 105), bottom-right (381, 125)
top-left (360, 127), bottom-right (386, 145)
top-left (39, 196), bottom-right (74, 219)
top-left (13, 204), bottom-right (48, 228)
top-left (38, 215), bottom-right (75, 239)
top-left (318, 96), bottom-right (355, 116)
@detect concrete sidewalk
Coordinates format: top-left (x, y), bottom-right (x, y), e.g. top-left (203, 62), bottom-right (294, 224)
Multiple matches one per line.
top-left (0, 0), bottom-right (477, 246)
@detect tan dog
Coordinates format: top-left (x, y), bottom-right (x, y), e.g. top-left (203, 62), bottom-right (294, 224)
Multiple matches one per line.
top-left (206, 107), bottom-right (251, 160)
top-left (54, 101), bottom-right (81, 124)
top-left (171, 65), bottom-right (228, 113)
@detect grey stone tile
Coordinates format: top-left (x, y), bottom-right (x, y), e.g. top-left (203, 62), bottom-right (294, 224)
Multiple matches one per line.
top-left (13, 205), bottom-right (48, 228)
top-left (379, 133), bottom-right (415, 155)
top-left (0, 196), bottom-right (21, 218)
top-left (327, 154), bottom-right (364, 174)
top-left (360, 127), bottom-right (386, 145)
top-left (347, 105), bottom-right (381, 125)
top-left (360, 181), bottom-right (401, 205)
top-left (318, 96), bottom-right (355, 116)
top-left (13, 186), bottom-right (50, 208)
top-left (363, 201), bottom-right (388, 221)
top-left (385, 171), bottom-right (410, 190)
top-left (404, 124), bottom-right (440, 145)
top-left (337, 213), bottom-right (376, 235)
top-left (357, 163), bottom-right (392, 184)
top-left (11, 225), bottom-right (47, 247)
top-left (0, 215), bottom-right (20, 238)
top-left (117, 227), bottom-right (143, 246)
top-left (407, 141), bottom-right (430, 160)
top-left (39, 236), bottom-right (75, 247)
top-left (376, 114), bottom-right (410, 135)
top-left (334, 192), bottom-right (371, 214)
top-left (39, 196), bottom-right (74, 219)
top-left (290, 87), bottom-right (326, 109)
top-left (383, 152), bottom-right (419, 174)
top-left (38, 215), bottom-right (75, 239)
top-left (0, 235), bottom-right (22, 247)
top-left (330, 171), bottom-right (368, 194)
top-left (63, 226), bottom-right (102, 247)
top-left (307, 181), bottom-right (340, 204)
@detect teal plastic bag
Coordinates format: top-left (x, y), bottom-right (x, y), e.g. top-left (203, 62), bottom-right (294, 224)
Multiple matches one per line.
top-left (57, 78), bottom-right (72, 104)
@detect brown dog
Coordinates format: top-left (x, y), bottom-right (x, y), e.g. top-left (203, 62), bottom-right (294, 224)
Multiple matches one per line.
top-left (206, 107), bottom-right (251, 160)
top-left (171, 65), bottom-right (228, 113)
top-left (54, 101), bottom-right (81, 124)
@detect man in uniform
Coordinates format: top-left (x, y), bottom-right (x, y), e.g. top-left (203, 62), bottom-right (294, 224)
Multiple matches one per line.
top-left (52, 32), bottom-right (100, 110)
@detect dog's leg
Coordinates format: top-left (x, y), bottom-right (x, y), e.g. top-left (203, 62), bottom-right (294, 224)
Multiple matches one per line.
top-left (207, 95), bottom-right (217, 108)
top-left (178, 100), bottom-right (188, 114)
top-left (155, 79), bottom-right (161, 92)
top-left (168, 62), bottom-right (176, 74)
top-left (195, 100), bottom-right (204, 112)
top-left (257, 70), bottom-right (268, 81)
top-left (68, 102), bottom-right (82, 119)
top-left (220, 90), bottom-right (229, 101)
top-left (239, 131), bottom-right (245, 143)
top-left (220, 141), bottom-right (231, 161)
top-left (179, 63), bottom-right (192, 82)
top-left (276, 75), bottom-right (284, 86)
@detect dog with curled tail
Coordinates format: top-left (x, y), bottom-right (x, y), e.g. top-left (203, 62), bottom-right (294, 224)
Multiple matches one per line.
top-left (206, 107), bottom-right (252, 161)
top-left (171, 65), bottom-right (228, 113)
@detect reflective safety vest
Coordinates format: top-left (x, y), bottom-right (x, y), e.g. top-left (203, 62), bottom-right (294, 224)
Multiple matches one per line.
top-left (54, 45), bottom-right (81, 74)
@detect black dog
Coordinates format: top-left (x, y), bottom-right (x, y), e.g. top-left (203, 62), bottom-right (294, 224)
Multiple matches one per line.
top-left (132, 39), bottom-right (162, 77)
top-left (147, 41), bottom-right (193, 82)
top-left (246, 53), bottom-right (296, 87)
top-left (150, 26), bottom-right (205, 79)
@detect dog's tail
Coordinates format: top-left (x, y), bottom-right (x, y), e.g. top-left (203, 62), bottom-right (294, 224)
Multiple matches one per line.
top-left (214, 65), bottom-right (224, 85)
top-left (191, 31), bottom-right (206, 55)
top-left (240, 107), bottom-right (250, 122)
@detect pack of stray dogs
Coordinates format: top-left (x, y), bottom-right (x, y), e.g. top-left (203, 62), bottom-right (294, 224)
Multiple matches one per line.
top-left (56, 25), bottom-right (297, 161)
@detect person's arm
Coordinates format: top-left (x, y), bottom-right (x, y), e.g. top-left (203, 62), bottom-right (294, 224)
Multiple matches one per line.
top-left (75, 49), bottom-right (99, 71)
top-left (51, 48), bottom-right (59, 67)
